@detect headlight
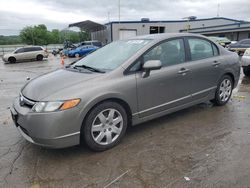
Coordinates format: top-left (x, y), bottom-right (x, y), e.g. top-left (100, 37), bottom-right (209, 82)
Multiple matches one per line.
top-left (32, 99), bottom-right (80, 112)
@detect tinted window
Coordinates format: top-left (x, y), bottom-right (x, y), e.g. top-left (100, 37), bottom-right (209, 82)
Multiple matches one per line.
top-left (188, 38), bottom-right (214, 61)
top-left (31, 47), bottom-right (42, 51)
top-left (241, 40), bottom-right (250, 44)
top-left (24, 47), bottom-right (33, 52)
top-left (93, 42), bottom-right (102, 47)
top-left (15, 48), bottom-right (25, 53)
top-left (143, 39), bottom-right (185, 67)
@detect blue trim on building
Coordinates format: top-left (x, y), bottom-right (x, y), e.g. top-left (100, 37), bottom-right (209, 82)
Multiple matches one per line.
top-left (187, 26), bottom-right (250, 34)
top-left (104, 17), bottom-right (242, 25)
top-left (180, 22), bottom-right (250, 32)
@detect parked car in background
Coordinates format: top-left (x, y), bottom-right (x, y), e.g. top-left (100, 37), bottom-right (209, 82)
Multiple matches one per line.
top-left (228, 39), bottom-right (250, 56)
top-left (208, 36), bottom-right (231, 47)
top-left (2, 46), bottom-right (48, 63)
top-left (10, 33), bottom-right (240, 151)
top-left (68, 45), bottom-right (99, 57)
top-left (78, 40), bottom-right (102, 47)
top-left (241, 48), bottom-right (250, 76)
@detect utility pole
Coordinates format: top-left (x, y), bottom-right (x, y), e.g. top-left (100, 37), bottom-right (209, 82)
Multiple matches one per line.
top-left (108, 11), bottom-right (110, 23)
top-left (118, 0), bottom-right (121, 23)
top-left (217, 3), bottom-right (220, 17)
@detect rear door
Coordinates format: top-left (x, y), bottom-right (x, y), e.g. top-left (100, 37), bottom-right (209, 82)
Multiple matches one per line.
top-left (23, 47), bottom-right (36, 60)
top-left (184, 37), bottom-right (222, 100)
top-left (135, 38), bottom-right (194, 118)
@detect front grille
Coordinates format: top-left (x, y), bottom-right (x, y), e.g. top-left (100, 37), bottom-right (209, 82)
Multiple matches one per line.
top-left (19, 93), bottom-right (36, 108)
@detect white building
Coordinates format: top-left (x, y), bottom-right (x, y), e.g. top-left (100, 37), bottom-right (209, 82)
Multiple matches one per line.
top-left (69, 17), bottom-right (250, 44)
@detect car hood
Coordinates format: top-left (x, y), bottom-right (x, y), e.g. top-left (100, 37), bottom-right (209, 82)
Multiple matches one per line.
top-left (21, 68), bottom-right (102, 101)
top-left (3, 53), bottom-right (13, 58)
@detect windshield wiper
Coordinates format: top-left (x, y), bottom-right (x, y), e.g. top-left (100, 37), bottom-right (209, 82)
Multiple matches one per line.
top-left (74, 65), bottom-right (105, 73)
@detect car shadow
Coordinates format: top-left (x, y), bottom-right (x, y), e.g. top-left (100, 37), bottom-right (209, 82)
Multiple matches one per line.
top-left (3, 59), bottom-right (48, 65)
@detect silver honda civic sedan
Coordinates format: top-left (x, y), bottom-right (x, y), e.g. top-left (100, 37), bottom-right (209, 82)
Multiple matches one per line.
top-left (10, 33), bottom-right (240, 151)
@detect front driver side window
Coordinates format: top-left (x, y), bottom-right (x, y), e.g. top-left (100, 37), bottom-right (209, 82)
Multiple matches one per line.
top-left (143, 39), bottom-right (185, 67)
top-left (15, 48), bottom-right (25, 53)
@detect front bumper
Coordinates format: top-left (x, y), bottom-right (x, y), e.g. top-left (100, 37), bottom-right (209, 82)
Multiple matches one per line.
top-left (2, 57), bottom-right (8, 62)
top-left (10, 97), bottom-right (82, 148)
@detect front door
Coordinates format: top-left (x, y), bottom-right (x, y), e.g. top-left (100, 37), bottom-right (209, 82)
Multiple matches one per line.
top-left (136, 38), bottom-right (193, 118)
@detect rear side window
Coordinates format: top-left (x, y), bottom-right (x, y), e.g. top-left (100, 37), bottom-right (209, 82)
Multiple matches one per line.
top-left (23, 47), bottom-right (42, 52)
top-left (31, 47), bottom-right (43, 51)
top-left (241, 40), bottom-right (250, 44)
top-left (143, 38), bottom-right (186, 67)
top-left (93, 42), bottom-right (101, 47)
top-left (188, 38), bottom-right (214, 61)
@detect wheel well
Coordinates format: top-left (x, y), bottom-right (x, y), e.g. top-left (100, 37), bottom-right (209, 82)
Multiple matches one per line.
top-left (224, 73), bottom-right (235, 87)
top-left (37, 54), bottom-right (43, 57)
top-left (86, 98), bottom-right (132, 126)
top-left (8, 56), bottom-right (16, 61)
top-left (80, 98), bottom-right (133, 144)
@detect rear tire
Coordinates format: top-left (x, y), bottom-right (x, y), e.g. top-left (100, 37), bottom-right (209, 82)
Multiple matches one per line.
top-left (243, 66), bottom-right (250, 77)
top-left (8, 57), bottom-right (16, 63)
top-left (36, 55), bottom-right (43, 61)
top-left (81, 101), bottom-right (128, 151)
top-left (211, 75), bottom-right (233, 106)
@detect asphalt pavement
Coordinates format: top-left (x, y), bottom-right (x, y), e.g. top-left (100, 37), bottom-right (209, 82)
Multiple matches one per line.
top-left (0, 55), bottom-right (250, 188)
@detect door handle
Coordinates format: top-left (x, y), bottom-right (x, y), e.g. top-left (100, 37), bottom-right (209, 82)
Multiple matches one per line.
top-left (177, 68), bottom-right (190, 75)
top-left (212, 60), bottom-right (221, 66)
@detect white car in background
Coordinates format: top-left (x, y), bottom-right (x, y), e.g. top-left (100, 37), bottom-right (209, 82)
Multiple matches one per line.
top-left (2, 46), bottom-right (49, 63)
top-left (241, 48), bottom-right (250, 76)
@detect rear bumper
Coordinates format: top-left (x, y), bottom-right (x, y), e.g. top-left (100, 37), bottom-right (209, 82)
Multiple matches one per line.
top-left (10, 97), bottom-right (82, 148)
top-left (241, 56), bottom-right (250, 67)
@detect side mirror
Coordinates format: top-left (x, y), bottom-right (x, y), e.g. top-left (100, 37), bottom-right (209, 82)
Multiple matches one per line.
top-left (142, 60), bottom-right (162, 78)
top-left (143, 60), bottom-right (162, 71)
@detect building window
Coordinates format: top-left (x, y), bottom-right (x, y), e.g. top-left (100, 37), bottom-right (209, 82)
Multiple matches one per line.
top-left (150, 26), bottom-right (165, 34)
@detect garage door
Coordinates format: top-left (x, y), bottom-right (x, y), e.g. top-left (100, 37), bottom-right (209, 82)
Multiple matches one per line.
top-left (119, 30), bottom-right (137, 40)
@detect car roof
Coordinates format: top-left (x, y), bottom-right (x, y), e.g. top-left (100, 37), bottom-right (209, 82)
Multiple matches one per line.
top-left (21, 46), bottom-right (43, 49)
top-left (129, 33), bottom-right (205, 41)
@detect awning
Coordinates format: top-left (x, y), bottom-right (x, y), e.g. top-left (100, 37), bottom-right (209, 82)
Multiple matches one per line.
top-left (68, 20), bottom-right (106, 32)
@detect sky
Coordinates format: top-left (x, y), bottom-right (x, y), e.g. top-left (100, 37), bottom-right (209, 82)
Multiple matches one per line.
top-left (0, 0), bottom-right (250, 35)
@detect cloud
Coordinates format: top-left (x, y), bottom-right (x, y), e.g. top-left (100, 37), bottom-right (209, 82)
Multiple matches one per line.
top-left (0, 0), bottom-right (249, 35)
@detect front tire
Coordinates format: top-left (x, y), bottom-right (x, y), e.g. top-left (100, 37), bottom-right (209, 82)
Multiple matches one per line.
top-left (36, 55), bottom-right (43, 61)
top-left (212, 75), bottom-right (233, 106)
top-left (82, 101), bottom-right (128, 151)
top-left (243, 66), bottom-right (250, 77)
top-left (8, 57), bottom-right (16, 63)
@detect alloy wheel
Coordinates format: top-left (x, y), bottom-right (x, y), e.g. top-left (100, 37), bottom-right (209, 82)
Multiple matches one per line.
top-left (91, 108), bottom-right (123, 145)
top-left (219, 79), bottom-right (232, 102)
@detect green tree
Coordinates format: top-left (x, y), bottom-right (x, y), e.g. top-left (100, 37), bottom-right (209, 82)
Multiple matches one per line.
top-left (0, 35), bottom-right (22, 45)
top-left (20, 26), bottom-right (35, 45)
top-left (20, 24), bottom-right (50, 45)
top-left (19, 24), bottom-right (91, 45)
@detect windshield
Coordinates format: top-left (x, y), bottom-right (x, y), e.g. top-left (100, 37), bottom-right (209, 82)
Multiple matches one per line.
top-left (73, 39), bottom-right (151, 71)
